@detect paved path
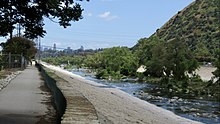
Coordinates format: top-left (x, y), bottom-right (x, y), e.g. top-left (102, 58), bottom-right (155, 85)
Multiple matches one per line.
top-left (0, 66), bottom-right (54, 124)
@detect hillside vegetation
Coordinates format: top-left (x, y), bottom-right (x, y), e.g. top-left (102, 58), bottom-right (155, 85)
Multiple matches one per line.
top-left (134, 0), bottom-right (220, 61)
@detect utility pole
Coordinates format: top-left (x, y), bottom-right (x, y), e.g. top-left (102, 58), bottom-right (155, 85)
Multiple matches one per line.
top-left (9, 0), bottom-right (13, 39)
top-left (38, 37), bottom-right (41, 64)
top-left (21, 53), bottom-right (24, 69)
top-left (9, 52), bottom-right (11, 69)
top-left (18, 23), bottom-right (21, 37)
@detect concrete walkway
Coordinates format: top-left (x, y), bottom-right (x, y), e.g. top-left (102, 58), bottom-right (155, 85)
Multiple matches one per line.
top-left (0, 66), bottom-right (54, 124)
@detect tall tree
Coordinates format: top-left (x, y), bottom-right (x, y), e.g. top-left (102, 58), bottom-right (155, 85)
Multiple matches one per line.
top-left (134, 36), bottom-right (163, 65)
top-left (212, 49), bottom-right (220, 83)
top-left (0, 0), bottom-right (89, 39)
top-left (134, 36), bottom-right (198, 80)
top-left (163, 38), bottom-right (198, 80)
top-left (99, 47), bottom-right (138, 76)
top-left (146, 42), bottom-right (166, 77)
top-left (85, 47), bottom-right (138, 79)
top-left (0, 37), bottom-right (37, 60)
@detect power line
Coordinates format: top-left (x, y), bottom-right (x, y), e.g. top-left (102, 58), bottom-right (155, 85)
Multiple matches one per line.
top-left (43, 36), bottom-right (139, 43)
top-left (45, 28), bottom-right (143, 40)
top-left (41, 45), bottom-right (67, 50)
top-left (67, 31), bottom-right (143, 38)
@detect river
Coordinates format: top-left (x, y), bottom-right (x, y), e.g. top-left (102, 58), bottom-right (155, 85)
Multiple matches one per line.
top-left (71, 69), bottom-right (220, 124)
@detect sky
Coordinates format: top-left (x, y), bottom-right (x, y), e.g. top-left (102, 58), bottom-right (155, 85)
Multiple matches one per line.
top-left (0, 0), bottom-right (194, 50)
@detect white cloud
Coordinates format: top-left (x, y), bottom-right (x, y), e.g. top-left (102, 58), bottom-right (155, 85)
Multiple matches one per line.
top-left (100, 0), bottom-right (113, 2)
top-left (87, 13), bottom-right (93, 17)
top-left (84, 12), bottom-right (93, 17)
top-left (99, 11), bottom-right (110, 18)
top-left (98, 11), bottom-right (118, 21)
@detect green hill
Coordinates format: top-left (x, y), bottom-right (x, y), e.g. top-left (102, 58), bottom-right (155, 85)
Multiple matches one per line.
top-left (134, 0), bottom-right (220, 61)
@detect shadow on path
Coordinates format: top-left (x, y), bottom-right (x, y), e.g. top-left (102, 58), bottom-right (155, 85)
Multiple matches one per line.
top-left (0, 66), bottom-right (56, 124)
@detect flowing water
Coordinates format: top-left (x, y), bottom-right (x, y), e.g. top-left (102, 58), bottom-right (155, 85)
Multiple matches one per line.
top-left (72, 69), bottom-right (220, 124)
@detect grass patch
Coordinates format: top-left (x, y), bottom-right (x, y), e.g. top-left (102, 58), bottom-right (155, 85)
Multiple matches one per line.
top-left (0, 69), bottom-right (20, 79)
top-left (42, 67), bottom-right (67, 83)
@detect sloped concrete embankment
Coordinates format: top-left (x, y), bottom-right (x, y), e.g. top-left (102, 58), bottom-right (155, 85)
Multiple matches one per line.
top-left (36, 64), bottom-right (99, 124)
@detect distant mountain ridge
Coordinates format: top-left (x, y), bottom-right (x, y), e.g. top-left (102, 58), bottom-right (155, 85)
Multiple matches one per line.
top-left (135, 0), bottom-right (220, 60)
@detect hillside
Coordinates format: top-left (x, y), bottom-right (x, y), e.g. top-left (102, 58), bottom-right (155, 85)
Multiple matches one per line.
top-left (135, 0), bottom-right (220, 61)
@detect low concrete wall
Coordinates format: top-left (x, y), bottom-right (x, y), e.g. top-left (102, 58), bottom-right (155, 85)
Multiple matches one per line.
top-left (36, 64), bottom-right (66, 123)
top-left (37, 63), bottom-right (99, 124)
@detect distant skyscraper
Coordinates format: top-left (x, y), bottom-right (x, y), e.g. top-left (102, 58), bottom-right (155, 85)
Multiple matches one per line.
top-left (44, 47), bottom-right (49, 51)
top-left (53, 43), bottom-right (56, 51)
top-left (64, 47), bottom-right (73, 54)
top-left (80, 46), bottom-right (84, 51)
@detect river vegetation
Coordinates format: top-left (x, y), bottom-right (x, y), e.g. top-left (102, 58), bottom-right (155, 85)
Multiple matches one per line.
top-left (42, 40), bottom-right (219, 100)
top-left (43, 47), bottom-right (138, 80)
top-left (42, 55), bottom-right (85, 69)
top-left (134, 35), bottom-right (219, 100)
top-left (85, 47), bottom-right (138, 79)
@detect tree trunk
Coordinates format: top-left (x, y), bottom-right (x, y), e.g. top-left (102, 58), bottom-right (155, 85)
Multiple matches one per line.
top-left (10, 28), bottom-right (13, 39)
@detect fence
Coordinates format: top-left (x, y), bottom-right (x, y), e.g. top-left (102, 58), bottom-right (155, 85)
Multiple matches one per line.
top-left (0, 53), bottom-right (27, 70)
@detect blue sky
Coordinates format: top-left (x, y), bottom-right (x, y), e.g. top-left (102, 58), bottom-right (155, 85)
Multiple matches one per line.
top-left (0, 0), bottom-right (194, 50)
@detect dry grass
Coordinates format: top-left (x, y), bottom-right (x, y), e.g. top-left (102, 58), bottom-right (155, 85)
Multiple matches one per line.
top-left (0, 68), bottom-right (21, 79)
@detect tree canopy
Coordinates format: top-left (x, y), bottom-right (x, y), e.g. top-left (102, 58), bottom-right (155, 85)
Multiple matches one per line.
top-left (134, 36), bottom-right (198, 80)
top-left (42, 47), bottom-right (138, 80)
top-left (212, 49), bottom-right (220, 83)
top-left (85, 47), bottom-right (138, 79)
top-left (0, 37), bottom-right (37, 60)
top-left (0, 0), bottom-right (89, 39)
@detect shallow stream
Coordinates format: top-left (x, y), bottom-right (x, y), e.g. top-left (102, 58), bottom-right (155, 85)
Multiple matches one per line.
top-left (72, 69), bottom-right (220, 124)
